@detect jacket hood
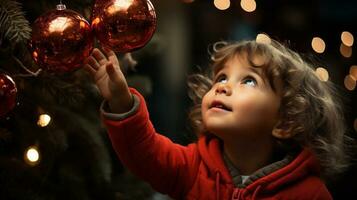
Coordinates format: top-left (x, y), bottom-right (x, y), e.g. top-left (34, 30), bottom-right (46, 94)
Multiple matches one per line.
top-left (197, 136), bottom-right (320, 194)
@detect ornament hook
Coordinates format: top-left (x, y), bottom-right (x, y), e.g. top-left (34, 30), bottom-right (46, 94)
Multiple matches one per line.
top-left (56, 1), bottom-right (66, 10)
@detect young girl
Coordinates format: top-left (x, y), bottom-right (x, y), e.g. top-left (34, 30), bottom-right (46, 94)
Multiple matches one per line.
top-left (84, 40), bottom-right (348, 199)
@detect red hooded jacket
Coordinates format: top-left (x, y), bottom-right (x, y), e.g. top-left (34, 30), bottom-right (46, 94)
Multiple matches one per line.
top-left (102, 88), bottom-right (332, 200)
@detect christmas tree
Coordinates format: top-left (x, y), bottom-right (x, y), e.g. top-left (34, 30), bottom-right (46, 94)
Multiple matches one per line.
top-left (0, 0), bottom-right (157, 199)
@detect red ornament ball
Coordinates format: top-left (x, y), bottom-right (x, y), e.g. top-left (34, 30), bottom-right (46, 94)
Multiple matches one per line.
top-left (29, 4), bottom-right (94, 74)
top-left (0, 73), bottom-right (17, 118)
top-left (91, 0), bottom-right (157, 53)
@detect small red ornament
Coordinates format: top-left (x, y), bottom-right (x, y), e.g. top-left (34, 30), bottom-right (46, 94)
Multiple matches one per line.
top-left (0, 73), bottom-right (17, 118)
top-left (91, 0), bottom-right (157, 53)
top-left (29, 4), bottom-right (94, 74)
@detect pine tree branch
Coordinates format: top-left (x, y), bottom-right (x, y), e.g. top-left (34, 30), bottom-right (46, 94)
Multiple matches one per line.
top-left (0, 0), bottom-right (31, 47)
top-left (12, 55), bottom-right (42, 77)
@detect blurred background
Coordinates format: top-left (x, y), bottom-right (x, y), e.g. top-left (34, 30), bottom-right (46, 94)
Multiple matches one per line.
top-left (0, 0), bottom-right (356, 199)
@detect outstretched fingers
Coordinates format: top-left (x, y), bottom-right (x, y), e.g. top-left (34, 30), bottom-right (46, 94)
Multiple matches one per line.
top-left (105, 62), bottom-right (122, 83)
top-left (92, 48), bottom-right (108, 66)
top-left (84, 63), bottom-right (96, 76)
top-left (102, 47), bottom-right (119, 66)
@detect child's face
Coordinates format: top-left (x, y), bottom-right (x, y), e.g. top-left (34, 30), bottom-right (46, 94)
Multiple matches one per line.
top-left (201, 54), bottom-right (282, 140)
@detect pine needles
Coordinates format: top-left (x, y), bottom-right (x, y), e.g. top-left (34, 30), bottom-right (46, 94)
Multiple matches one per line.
top-left (0, 0), bottom-right (31, 47)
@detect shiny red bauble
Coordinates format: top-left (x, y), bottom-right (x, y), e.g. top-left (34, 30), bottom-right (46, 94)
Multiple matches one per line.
top-left (0, 73), bottom-right (17, 118)
top-left (91, 0), bottom-right (157, 53)
top-left (29, 4), bottom-right (94, 74)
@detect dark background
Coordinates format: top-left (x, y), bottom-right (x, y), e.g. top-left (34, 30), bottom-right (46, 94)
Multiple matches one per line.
top-left (0, 0), bottom-right (356, 199)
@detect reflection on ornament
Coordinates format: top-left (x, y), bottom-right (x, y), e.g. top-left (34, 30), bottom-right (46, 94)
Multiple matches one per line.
top-left (29, 4), bottom-right (94, 74)
top-left (0, 73), bottom-right (17, 118)
top-left (48, 17), bottom-right (73, 33)
top-left (91, 0), bottom-right (157, 52)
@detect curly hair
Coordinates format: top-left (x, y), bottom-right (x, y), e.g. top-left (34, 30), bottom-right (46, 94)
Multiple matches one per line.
top-left (188, 40), bottom-right (350, 179)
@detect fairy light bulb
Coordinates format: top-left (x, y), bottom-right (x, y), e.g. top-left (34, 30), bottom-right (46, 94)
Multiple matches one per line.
top-left (24, 146), bottom-right (40, 166)
top-left (37, 114), bottom-right (51, 127)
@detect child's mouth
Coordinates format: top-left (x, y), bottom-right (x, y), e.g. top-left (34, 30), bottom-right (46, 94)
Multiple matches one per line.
top-left (210, 101), bottom-right (232, 111)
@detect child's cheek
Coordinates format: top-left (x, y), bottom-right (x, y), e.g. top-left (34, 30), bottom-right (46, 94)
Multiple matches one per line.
top-left (234, 93), bottom-right (275, 119)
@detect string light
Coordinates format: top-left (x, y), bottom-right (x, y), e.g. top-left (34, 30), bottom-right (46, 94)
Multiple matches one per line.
top-left (341, 31), bottom-right (354, 47)
top-left (256, 33), bottom-right (271, 44)
top-left (344, 74), bottom-right (356, 91)
top-left (37, 114), bottom-right (51, 127)
top-left (240, 0), bottom-right (256, 12)
top-left (315, 67), bottom-right (329, 82)
top-left (311, 37), bottom-right (325, 53)
top-left (24, 146), bottom-right (40, 166)
top-left (340, 43), bottom-right (352, 58)
top-left (214, 0), bottom-right (230, 10)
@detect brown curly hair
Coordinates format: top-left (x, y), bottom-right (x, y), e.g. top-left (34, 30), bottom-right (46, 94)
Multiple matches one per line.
top-left (188, 40), bottom-right (349, 179)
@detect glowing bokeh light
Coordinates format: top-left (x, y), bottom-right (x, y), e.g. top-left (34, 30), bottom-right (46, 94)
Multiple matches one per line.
top-left (340, 43), bottom-right (352, 58)
top-left (214, 0), bottom-right (230, 10)
top-left (344, 75), bottom-right (356, 91)
top-left (311, 37), bottom-right (325, 53)
top-left (341, 31), bottom-right (354, 47)
top-left (315, 67), bottom-right (329, 82)
top-left (37, 114), bottom-right (51, 127)
top-left (350, 65), bottom-right (357, 79)
top-left (256, 33), bottom-right (271, 44)
top-left (240, 0), bottom-right (256, 12)
top-left (24, 146), bottom-right (40, 166)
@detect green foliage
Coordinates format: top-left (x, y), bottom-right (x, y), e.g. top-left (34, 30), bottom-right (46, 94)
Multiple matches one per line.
top-left (0, 0), bottom-right (31, 48)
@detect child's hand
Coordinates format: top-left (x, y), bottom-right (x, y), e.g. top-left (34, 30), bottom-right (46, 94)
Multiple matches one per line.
top-left (84, 48), bottom-right (133, 113)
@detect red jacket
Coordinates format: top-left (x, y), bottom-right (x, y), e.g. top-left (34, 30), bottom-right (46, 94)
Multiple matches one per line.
top-left (102, 88), bottom-right (332, 200)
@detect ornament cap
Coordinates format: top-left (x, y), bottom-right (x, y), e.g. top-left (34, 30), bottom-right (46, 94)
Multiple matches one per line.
top-left (56, 4), bottom-right (66, 10)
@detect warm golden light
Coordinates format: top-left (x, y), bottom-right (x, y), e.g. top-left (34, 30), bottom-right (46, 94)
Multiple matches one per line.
top-left (344, 75), bottom-right (356, 91)
top-left (115, 0), bottom-right (134, 9)
top-left (350, 65), bottom-right (357, 79)
top-left (49, 17), bottom-right (72, 33)
top-left (311, 37), bottom-right (325, 53)
top-left (341, 31), bottom-right (354, 47)
top-left (32, 51), bottom-right (38, 61)
top-left (340, 43), bottom-right (352, 58)
top-left (240, 0), bottom-right (256, 12)
top-left (24, 146), bottom-right (40, 166)
top-left (37, 114), bottom-right (51, 127)
top-left (107, 0), bottom-right (134, 13)
top-left (256, 33), bottom-right (271, 44)
top-left (92, 17), bottom-right (100, 26)
top-left (315, 67), bottom-right (329, 82)
top-left (214, 0), bottom-right (230, 10)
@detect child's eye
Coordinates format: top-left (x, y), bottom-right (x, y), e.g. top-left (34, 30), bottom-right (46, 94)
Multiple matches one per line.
top-left (215, 74), bottom-right (227, 83)
top-left (242, 76), bottom-right (257, 87)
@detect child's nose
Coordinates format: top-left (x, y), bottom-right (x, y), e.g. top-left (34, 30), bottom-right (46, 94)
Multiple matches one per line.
top-left (215, 83), bottom-right (232, 95)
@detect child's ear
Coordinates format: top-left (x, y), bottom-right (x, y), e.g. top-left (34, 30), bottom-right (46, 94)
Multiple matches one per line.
top-left (272, 120), bottom-right (295, 139)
